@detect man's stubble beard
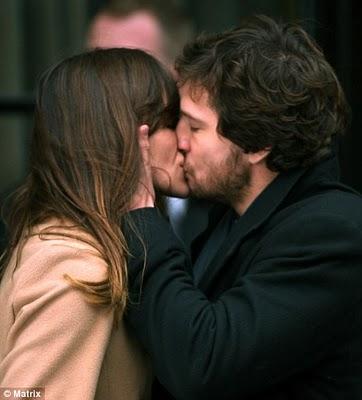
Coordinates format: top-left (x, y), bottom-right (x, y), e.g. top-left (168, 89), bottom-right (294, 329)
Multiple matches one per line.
top-left (189, 146), bottom-right (251, 206)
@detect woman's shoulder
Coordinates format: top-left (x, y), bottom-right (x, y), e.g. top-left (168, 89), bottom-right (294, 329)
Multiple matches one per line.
top-left (11, 219), bottom-right (108, 289)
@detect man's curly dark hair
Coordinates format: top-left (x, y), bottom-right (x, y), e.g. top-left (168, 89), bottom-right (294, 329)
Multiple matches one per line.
top-left (175, 15), bottom-right (350, 172)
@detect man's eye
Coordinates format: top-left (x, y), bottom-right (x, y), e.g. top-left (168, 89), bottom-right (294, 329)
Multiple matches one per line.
top-left (190, 126), bottom-right (200, 132)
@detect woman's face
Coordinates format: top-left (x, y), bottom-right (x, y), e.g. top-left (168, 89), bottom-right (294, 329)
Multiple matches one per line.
top-left (149, 127), bottom-right (189, 198)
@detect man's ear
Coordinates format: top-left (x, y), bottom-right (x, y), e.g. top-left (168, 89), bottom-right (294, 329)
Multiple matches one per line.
top-left (245, 148), bottom-right (271, 165)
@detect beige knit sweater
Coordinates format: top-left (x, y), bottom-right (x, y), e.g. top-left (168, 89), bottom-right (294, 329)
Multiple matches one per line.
top-left (0, 221), bottom-right (152, 399)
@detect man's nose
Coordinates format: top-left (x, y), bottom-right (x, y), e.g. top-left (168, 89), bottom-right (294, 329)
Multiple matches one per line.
top-left (176, 125), bottom-right (191, 153)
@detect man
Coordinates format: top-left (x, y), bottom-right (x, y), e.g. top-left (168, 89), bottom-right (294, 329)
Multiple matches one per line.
top-left (87, 0), bottom-right (193, 66)
top-left (126, 15), bottom-right (362, 399)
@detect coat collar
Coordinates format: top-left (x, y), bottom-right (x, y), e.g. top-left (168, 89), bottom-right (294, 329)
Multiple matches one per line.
top-left (196, 154), bottom-right (341, 290)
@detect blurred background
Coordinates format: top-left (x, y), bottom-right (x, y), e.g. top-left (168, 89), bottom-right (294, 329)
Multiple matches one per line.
top-left (0, 0), bottom-right (361, 249)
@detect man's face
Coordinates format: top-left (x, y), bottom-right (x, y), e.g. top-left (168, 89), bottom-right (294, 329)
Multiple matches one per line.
top-left (176, 83), bottom-right (250, 204)
top-left (87, 11), bottom-right (166, 65)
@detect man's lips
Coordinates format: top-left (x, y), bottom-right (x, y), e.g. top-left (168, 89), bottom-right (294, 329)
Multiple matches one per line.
top-left (183, 169), bottom-right (192, 181)
top-left (182, 160), bottom-right (192, 177)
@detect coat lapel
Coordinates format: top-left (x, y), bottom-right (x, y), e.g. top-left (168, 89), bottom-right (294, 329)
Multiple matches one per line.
top-left (197, 166), bottom-right (307, 291)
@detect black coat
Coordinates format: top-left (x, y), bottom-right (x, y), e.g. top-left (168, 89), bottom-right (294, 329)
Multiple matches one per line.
top-left (125, 156), bottom-right (362, 400)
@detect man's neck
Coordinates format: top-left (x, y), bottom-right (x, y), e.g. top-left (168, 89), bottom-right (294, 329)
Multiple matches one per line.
top-left (232, 166), bottom-right (278, 216)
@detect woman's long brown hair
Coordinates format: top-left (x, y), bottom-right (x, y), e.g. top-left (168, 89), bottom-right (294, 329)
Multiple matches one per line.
top-left (0, 48), bottom-right (179, 317)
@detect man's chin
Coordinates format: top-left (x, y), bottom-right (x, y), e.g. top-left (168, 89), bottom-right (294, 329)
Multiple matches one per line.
top-left (189, 186), bottom-right (207, 199)
top-left (186, 177), bottom-right (214, 199)
top-left (189, 185), bottom-right (222, 201)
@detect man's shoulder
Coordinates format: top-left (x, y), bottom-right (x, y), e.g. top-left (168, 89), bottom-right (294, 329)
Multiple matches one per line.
top-left (249, 187), bottom-right (362, 254)
top-left (274, 187), bottom-right (362, 228)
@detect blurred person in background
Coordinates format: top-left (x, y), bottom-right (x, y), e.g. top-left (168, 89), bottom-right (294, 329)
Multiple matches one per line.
top-left (0, 47), bottom-right (188, 399)
top-left (87, 0), bottom-right (192, 70)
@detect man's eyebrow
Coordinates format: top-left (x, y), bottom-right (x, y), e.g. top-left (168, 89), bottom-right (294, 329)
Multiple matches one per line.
top-left (180, 111), bottom-right (204, 125)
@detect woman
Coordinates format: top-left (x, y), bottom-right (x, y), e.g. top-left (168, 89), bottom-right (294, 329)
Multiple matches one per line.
top-left (0, 48), bottom-right (188, 399)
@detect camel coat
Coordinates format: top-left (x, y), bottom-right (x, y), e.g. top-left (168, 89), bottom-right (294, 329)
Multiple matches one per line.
top-left (0, 221), bottom-right (152, 399)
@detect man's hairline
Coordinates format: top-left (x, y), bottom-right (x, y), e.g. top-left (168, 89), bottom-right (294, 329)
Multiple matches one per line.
top-left (177, 78), bottom-right (217, 112)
